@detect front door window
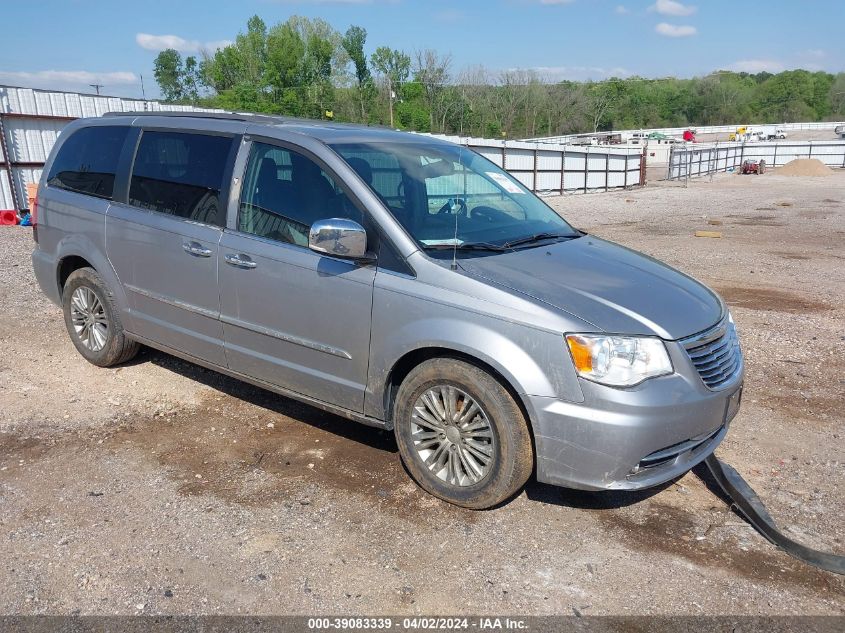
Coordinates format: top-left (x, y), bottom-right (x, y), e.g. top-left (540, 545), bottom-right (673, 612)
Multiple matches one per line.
top-left (238, 142), bottom-right (363, 246)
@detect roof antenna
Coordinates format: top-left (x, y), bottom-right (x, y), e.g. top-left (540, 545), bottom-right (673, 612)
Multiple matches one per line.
top-left (450, 143), bottom-right (466, 271)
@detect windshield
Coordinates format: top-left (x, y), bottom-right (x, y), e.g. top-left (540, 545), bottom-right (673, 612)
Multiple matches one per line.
top-left (330, 141), bottom-right (578, 252)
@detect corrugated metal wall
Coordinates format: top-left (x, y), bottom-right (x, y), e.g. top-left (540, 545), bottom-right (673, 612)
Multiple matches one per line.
top-left (0, 85), bottom-right (221, 117)
top-left (0, 85), bottom-right (223, 211)
top-left (429, 135), bottom-right (643, 195)
top-left (1, 84), bottom-right (644, 211)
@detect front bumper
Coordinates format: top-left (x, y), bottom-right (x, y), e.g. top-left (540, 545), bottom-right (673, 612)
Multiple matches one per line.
top-left (529, 338), bottom-right (743, 491)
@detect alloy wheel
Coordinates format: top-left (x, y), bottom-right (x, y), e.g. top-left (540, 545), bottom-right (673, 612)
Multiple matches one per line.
top-left (69, 287), bottom-right (108, 352)
top-left (410, 386), bottom-right (496, 487)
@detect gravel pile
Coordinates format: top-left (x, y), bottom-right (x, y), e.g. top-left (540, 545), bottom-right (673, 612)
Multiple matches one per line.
top-left (777, 159), bottom-right (833, 177)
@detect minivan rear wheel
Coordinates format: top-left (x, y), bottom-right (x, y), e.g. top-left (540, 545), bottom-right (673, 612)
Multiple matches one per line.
top-left (62, 267), bottom-right (140, 367)
top-left (394, 358), bottom-right (533, 509)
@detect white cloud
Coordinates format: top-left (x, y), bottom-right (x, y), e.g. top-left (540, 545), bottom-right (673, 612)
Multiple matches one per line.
top-left (649, 0), bottom-right (697, 16)
top-left (729, 59), bottom-right (785, 73)
top-left (655, 22), bottom-right (697, 37)
top-left (615, 5), bottom-right (630, 14)
top-left (0, 70), bottom-right (138, 96)
top-left (135, 33), bottom-right (232, 54)
top-left (528, 65), bottom-right (632, 81)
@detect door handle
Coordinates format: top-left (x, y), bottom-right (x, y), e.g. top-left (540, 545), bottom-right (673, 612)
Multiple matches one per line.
top-left (182, 241), bottom-right (213, 257)
top-left (224, 253), bottom-right (258, 269)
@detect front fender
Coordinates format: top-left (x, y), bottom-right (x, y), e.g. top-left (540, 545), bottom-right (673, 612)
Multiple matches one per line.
top-left (364, 286), bottom-right (584, 422)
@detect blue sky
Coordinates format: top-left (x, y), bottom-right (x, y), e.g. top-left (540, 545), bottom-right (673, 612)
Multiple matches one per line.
top-left (1, 0), bottom-right (843, 98)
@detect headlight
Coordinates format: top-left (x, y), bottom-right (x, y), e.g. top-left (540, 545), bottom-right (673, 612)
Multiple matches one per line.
top-left (565, 334), bottom-right (673, 387)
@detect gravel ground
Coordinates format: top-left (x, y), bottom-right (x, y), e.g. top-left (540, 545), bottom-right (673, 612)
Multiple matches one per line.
top-left (0, 170), bottom-right (843, 616)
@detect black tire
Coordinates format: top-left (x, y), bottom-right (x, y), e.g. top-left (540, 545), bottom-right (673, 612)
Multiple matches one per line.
top-left (62, 267), bottom-right (140, 367)
top-left (394, 358), bottom-right (533, 509)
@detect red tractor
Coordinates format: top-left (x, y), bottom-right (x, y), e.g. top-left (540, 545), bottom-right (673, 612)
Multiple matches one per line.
top-left (740, 159), bottom-right (766, 175)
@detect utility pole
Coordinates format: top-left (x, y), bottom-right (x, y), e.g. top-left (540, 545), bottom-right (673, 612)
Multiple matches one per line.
top-left (89, 83), bottom-right (104, 95)
top-left (140, 74), bottom-right (147, 101)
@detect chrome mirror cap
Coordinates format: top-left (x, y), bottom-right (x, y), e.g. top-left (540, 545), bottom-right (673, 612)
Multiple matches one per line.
top-left (308, 218), bottom-right (370, 260)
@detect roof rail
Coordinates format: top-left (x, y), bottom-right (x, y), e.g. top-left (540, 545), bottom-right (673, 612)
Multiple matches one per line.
top-left (102, 110), bottom-right (387, 131)
top-left (103, 110), bottom-right (291, 124)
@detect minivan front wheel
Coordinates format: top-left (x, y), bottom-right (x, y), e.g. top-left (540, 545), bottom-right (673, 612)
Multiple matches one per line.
top-left (62, 267), bottom-right (140, 367)
top-left (394, 358), bottom-right (533, 509)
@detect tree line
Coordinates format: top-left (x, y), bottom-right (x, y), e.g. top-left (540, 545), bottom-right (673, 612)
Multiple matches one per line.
top-left (153, 14), bottom-right (845, 139)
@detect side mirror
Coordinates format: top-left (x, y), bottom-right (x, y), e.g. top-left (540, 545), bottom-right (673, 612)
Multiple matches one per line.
top-left (308, 218), bottom-right (373, 261)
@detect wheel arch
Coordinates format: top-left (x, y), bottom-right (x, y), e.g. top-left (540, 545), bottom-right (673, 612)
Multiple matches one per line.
top-left (385, 347), bottom-right (537, 446)
top-left (57, 254), bottom-right (94, 293)
top-left (53, 233), bottom-right (131, 321)
top-left (383, 346), bottom-right (539, 483)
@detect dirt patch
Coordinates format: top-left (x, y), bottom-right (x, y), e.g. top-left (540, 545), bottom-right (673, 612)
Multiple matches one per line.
top-left (777, 159), bottom-right (833, 177)
top-left (767, 391), bottom-right (845, 424)
top-left (594, 502), bottom-right (839, 591)
top-left (770, 251), bottom-right (811, 261)
top-left (728, 215), bottom-right (786, 227)
top-left (800, 209), bottom-right (834, 220)
top-left (2, 391), bottom-right (477, 527)
top-left (715, 286), bottom-right (831, 313)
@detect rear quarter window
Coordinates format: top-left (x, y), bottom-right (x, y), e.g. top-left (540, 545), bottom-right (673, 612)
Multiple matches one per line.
top-left (46, 125), bottom-right (129, 199)
top-left (128, 131), bottom-right (233, 228)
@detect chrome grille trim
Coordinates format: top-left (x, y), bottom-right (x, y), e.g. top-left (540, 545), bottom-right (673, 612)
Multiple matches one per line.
top-left (682, 317), bottom-right (742, 390)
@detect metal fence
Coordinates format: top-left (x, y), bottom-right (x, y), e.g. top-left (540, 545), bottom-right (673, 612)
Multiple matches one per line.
top-left (1, 84), bottom-right (644, 212)
top-left (429, 135), bottom-right (644, 195)
top-left (666, 140), bottom-right (845, 180)
top-left (528, 121), bottom-right (845, 145)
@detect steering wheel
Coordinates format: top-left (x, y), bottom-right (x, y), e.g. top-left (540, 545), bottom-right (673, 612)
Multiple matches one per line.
top-left (437, 197), bottom-right (468, 216)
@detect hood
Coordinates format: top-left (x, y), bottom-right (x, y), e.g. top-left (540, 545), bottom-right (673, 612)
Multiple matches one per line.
top-left (458, 236), bottom-right (722, 340)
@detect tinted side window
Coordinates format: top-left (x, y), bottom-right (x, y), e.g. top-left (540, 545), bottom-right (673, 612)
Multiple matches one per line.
top-left (238, 142), bottom-right (362, 247)
top-left (46, 125), bottom-right (129, 199)
top-left (129, 131), bottom-right (232, 227)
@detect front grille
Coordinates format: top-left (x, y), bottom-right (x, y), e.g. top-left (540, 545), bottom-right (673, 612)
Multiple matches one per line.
top-left (683, 318), bottom-right (742, 389)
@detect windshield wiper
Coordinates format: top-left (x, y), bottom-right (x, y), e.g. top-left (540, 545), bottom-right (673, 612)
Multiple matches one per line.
top-left (501, 232), bottom-right (578, 249)
top-left (422, 242), bottom-right (508, 252)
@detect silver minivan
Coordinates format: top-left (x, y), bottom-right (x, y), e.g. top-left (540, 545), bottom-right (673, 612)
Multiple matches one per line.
top-left (32, 112), bottom-right (743, 509)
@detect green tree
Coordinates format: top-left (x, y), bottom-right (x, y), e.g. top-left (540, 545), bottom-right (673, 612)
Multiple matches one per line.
top-left (342, 26), bottom-right (374, 122)
top-left (237, 15), bottom-right (268, 87)
top-left (371, 47), bottom-right (411, 127)
top-left (266, 22), bottom-right (305, 94)
top-left (201, 45), bottom-right (242, 93)
top-left (414, 49), bottom-right (452, 132)
top-left (830, 73), bottom-right (845, 117)
top-left (182, 56), bottom-right (202, 104)
top-left (154, 13), bottom-right (844, 137)
top-left (153, 49), bottom-right (185, 102)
